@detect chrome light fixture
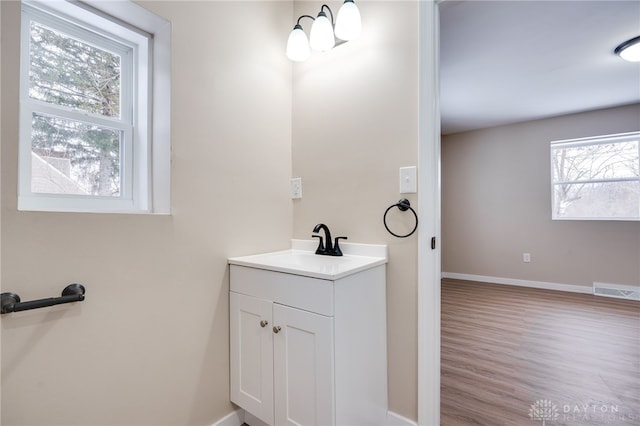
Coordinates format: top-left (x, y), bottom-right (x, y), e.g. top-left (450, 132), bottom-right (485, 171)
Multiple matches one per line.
top-left (286, 0), bottom-right (362, 62)
top-left (614, 35), bottom-right (640, 62)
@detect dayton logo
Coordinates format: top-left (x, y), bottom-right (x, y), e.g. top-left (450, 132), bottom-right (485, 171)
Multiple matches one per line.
top-left (529, 399), bottom-right (559, 425)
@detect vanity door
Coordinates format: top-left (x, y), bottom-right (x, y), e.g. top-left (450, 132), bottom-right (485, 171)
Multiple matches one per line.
top-left (273, 303), bottom-right (335, 426)
top-left (230, 292), bottom-right (274, 425)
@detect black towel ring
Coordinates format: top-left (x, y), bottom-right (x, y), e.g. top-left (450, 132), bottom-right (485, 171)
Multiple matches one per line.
top-left (383, 199), bottom-right (418, 238)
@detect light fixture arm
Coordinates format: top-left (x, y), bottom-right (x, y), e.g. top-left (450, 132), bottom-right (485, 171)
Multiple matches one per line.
top-left (295, 14), bottom-right (315, 27)
top-left (320, 4), bottom-right (335, 26)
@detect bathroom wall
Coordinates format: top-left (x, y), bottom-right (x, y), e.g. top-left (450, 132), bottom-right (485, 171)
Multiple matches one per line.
top-left (1, 1), bottom-right (293, 424)
top-left (291, 1), bottom-right (420, 420)
top-left (442, 104), bottom-right (640, 288)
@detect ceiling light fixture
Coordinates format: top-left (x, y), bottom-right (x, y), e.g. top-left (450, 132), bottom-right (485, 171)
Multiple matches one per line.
top-left (614, 35), bottom-right (640, 62)
top-left (286, 0), bottom-right (362, 62)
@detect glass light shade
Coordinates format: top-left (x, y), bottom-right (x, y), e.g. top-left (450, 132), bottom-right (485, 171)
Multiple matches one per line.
top-left (309, 12), bottom-right (335, 52)
top-left (286, 26), bottom-right (310, 61)
top-left (335, 0), bottom-right (361, 41)
top-left (618, 41), bottom-right (640, 62)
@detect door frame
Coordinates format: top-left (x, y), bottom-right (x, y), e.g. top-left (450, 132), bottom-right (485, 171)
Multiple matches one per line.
top-left (417, 1), bottom-right (441, 425)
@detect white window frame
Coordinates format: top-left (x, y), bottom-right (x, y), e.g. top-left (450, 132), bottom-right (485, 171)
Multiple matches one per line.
top-left (550, 131), bottom-right (640, 221)
top-left (18, 0), bottom-right (170, 214)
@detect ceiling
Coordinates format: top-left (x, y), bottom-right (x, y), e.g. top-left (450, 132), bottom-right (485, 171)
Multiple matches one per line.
top-left (439, 0), bottom-right (640, 135)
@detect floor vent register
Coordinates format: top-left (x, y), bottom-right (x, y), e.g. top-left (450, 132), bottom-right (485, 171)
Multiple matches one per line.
top-left (593, 282), bottom-right (640, 301)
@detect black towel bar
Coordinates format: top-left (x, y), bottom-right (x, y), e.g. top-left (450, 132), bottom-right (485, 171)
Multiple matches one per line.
top-left (1, 284), bottom-right (85, 314)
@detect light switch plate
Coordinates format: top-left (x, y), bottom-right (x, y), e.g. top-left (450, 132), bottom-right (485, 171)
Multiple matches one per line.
top-left (399, 166), bottom-right (417, 194)
top-left (291, 177), bottom-right (302, 199)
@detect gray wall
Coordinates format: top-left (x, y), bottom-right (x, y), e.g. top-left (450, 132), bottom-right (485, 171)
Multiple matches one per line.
top-left (442, 104), bottom-right (640, 288)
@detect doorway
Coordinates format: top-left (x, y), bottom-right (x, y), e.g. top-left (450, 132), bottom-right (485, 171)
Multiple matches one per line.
top-left (417, 1), bottom-right (440, 425)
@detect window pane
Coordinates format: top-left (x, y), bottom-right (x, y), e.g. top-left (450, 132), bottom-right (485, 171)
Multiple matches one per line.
top-left (553, 181), bottom-right (640, 219)
top-left (552, 141), bottom-right (639, 182)
top-left (29, 21), bottom-right (121, 118)
top-left (31, 113), bottom-right (121, 197)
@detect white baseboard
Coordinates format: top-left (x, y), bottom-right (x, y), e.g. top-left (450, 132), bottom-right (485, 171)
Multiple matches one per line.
top-left (388, 410), bottom-right (418, 426)
top-left (442, 272), bottom-right (592, 294)
top-left (213, 409), bottom-right (417, 426)
top-left (211, 409), bottom-right (244, 426)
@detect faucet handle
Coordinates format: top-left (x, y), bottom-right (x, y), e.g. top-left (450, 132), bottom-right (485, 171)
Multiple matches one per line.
top-left (312, 235), bottom-right (325, 254)
top-left (332, 236), bottom-right (348, 256)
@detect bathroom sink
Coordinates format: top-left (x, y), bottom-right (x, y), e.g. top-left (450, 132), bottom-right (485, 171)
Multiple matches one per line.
top-left (228, 239), bottom-right (387, 280)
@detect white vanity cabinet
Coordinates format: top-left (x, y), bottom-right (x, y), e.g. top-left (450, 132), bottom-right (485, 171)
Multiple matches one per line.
top-left (230, 288), bottom-right (334, 426)
top-left (229, 242), bottom-right (388, 426)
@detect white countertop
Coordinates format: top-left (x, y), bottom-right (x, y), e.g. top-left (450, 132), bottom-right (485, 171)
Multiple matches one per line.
top-left (228, 239), bottom-right (388, 280)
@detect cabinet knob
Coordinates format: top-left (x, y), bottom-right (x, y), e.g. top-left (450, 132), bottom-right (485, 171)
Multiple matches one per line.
top-left (260, 320), bottom-right (269, 328)
top-left (273, 326), bottom-right (281, 334)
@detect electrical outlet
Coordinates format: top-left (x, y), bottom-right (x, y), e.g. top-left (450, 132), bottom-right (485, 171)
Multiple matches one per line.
top-left (290, 177), bottom-right (302, 199)
top-left (523, 253), bottom-right (531, 263)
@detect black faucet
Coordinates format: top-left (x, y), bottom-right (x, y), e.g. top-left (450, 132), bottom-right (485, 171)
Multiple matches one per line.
top-left (312, 223), bottom-right (347, 256)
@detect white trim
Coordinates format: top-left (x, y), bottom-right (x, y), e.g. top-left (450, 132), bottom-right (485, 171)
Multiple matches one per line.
top-left (148, 15), bottom-right (172, 214)
top-left (212, 409), bottom-right (417, 426)
top-left (19, 1), bottom-right (141, 211)
top-left (418, 1), bottom-right (440, 426)
top-left (18, 0), bottom-right (171, 214)
top-left (441, 272), bottom-right (592, 294)
top-left (82, 0), bottom-right (173, 214)
top-left (550, 130), bottom-right (640, 148)
top-left (210, 409), bottom-right (244, 426)
top-left (388, 411), bottom-right (419, 426)
top-left (550, 130), bottom-right (640, 221)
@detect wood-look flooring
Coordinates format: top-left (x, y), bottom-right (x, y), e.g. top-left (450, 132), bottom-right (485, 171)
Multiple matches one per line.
top-left (441, 279), bottom-right (640, 426)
